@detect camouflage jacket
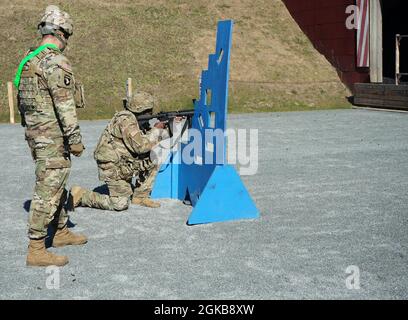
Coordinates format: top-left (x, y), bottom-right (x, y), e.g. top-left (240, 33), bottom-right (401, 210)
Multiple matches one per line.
top-left (94, 110), bottom-right (166, 181)
top-left (17, 46), bottom-right (82, 160)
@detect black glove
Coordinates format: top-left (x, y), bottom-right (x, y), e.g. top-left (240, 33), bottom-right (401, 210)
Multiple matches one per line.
top-left (139, 158), bottom-right (155, 172)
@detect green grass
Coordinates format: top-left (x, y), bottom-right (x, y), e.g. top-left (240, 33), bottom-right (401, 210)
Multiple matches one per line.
top-left (0, 0), bottom-right (350, 123)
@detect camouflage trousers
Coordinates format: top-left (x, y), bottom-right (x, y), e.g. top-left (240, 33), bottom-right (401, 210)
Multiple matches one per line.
top-left (28, 158), bottom-right (71, 239)
top-left (79, 165), bottom-right (159, 211)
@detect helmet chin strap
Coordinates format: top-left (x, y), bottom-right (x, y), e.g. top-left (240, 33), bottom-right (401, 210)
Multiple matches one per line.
top-left (52, 31), bottom-right (68, 51)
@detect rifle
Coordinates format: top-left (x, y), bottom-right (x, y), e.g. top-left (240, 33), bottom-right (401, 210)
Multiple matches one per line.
top-left (136, 109), bottom-right (195, 137)
top-left (121, 80), bottom-right (195, 136)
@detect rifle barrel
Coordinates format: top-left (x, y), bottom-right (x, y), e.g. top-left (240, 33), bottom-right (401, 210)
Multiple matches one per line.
top-left (136, 109), bottom-right (195, 122)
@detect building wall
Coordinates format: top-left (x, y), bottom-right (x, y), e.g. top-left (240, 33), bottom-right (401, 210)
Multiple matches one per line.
top-left (283, 0), bottom-right (370, 91)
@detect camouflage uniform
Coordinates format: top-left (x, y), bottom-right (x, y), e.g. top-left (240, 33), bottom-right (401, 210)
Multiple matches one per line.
top-left (18, 46), bottom-right (83, 239)
top-left (78, 110), bottom-right (165, 211)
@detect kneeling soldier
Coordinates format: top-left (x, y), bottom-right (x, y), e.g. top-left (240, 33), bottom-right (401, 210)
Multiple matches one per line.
top-left (71, 92), bottom-right (168, 211)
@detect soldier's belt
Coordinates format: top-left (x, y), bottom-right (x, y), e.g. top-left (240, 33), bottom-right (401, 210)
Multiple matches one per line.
top-left (35, 157), bottom-right (71, 169)
top-left (45, 158), bottom-right (71, 169)
top-left (25, 131), bottom-right (64, 142)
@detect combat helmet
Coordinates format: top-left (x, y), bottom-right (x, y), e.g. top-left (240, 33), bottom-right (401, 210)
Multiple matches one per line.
top-left (126, 92), bottom-right (155, 114)
top-left (38, 5), bottom-right (73, 49)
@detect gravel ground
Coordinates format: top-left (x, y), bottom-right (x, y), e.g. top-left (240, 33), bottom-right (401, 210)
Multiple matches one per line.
top-left (0, 109), bottom-right (407, 299)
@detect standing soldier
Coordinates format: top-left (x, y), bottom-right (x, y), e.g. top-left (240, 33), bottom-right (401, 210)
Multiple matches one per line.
top-left (70, 92), bottom-right (168, 211)
top-left (16, 5), bottom-right (87, 267)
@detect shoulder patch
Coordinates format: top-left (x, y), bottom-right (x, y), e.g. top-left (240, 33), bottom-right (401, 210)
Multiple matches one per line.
top-left (116, 110), bottom-right (135, 120)
top-left (114, 111), bottom-right (136, 129)
top-left (63, 74), bottom-right (72, 86)
top-left (44, 52), bottom-right (73, 74)
top-left (59, 62), bottom-right (72, 73)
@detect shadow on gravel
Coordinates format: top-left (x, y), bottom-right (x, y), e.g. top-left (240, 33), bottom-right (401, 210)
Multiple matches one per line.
top-left (23, 200), bottom-right (31, 212)
top-left (93, 184), bottom-right (109, 195)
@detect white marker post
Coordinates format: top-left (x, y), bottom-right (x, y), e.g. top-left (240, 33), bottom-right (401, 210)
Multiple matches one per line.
top-left (7, 82), bottom-right (15, 124)
top-left (126, 78), bottom-right (132, 101)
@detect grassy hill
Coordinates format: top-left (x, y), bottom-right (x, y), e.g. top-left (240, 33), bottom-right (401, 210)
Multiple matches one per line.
top-left (0, 0), bottom-right (351, 122)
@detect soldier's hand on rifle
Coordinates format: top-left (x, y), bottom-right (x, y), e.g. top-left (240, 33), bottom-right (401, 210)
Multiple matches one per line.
top-left (174, 116), bottom-right (184, 123)
top-left (154, 121), bottom-right (166, 129)
top-left (70, 142), bottom-right (85, 157)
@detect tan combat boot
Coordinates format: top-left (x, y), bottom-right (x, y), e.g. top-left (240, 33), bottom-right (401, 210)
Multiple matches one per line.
top-left (70, 185), bottom-right (87, 208)
top-left (52, 226), bottom-right (88, 248)
top-left (26, 238), bottom-right (69, 267)
top-left (132, 197), bottom-right (161, 208)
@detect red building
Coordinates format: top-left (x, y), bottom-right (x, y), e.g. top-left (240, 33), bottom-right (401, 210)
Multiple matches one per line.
top-left (283, 0), bottom-right (408, 110)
